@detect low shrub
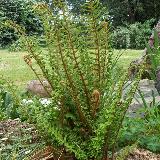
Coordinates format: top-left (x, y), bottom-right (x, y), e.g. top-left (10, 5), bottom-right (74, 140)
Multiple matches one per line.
top-left (111, 26), bottom-right (130, 49)
top-left (112, 19), bottom-right (155, 49)
top-left (8, 37), bottom-right (26, 52)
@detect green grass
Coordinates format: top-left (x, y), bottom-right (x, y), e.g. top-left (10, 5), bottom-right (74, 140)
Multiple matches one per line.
top-left (0, 49), bottom-right (40, 91)
top-left (0, 49), bottom-right (142, 91)
top-left (117, 49), bottom-right (143, 69)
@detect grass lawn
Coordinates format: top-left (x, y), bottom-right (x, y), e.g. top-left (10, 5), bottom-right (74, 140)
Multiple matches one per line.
top-left (0, 49), bottom-right (40, 91)
top-left (0, 49), bottom-right (143, 91)
top-left (118, 49), bottom-right (143, 68)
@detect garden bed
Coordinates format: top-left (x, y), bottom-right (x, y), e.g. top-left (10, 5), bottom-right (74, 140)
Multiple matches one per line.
top-left (0, 119), bottom-right (160, 160)
top-left (0, 118), bottom-right (42, 159)
top-left (126, 148), bottom-right (160, 160)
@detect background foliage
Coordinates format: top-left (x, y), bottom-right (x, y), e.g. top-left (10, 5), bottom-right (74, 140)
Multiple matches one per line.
top-left (67, 0), bottom-right (160, 26)
top-left (0, 0), bottom-right (159, 49)
top-left (0, 0), bottom-right (42, 47)
top-left (111, 19), bottom-right (155, 49)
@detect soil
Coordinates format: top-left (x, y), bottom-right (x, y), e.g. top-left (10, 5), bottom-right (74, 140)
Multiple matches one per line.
top-left (126, 148), bottom-right (160, 160)
top-left (0, 118), bottom-right (41, 159)
top-left (0, 118), bottom-right (39, 143)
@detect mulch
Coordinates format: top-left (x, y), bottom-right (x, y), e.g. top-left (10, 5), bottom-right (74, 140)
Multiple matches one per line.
top-left (126, 148), bottom-right (160, 160)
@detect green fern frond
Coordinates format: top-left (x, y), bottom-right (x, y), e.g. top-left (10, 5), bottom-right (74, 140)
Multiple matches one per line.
top-left (5, 0), bottom-right (145, 159)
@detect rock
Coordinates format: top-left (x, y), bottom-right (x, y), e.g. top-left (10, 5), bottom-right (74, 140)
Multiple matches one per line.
top-left (128, 58), bottom-right (143, 80)
top-left (123, 79), bottom-right (158, 99)
top-left (135, 79), bottom-right (159, 98)
top-left (128, 96), bottom-right (160, 117)
top-left (26, 80), bottom-right (52, 98)
top-left (124, 79), bottom-right (160, 117)
top-left (128, 55), bottom-right (152, 80)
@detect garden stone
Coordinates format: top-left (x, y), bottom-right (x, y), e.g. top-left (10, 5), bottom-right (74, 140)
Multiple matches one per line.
top-left (124, 79), bottom-right (160, 117)
top-left (128, 55), bottom-right (151, 80)
top-left (26, 80), bottom-right (52, 98)
top-left (123, 79), bottom-right (158, 99)
top-left (128, 96), bottom-right (160, 117)
top-left (135, 79), bottom-right (158, 98)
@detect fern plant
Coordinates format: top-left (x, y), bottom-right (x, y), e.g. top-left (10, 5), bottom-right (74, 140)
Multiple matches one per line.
top-left (6, 0), bottom-right (143, 159)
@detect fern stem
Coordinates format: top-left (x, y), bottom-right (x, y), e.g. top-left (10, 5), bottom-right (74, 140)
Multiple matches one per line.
top-left (90, 10), bottom-right (101, 88)
top-left (26, 39), bottom-right (54, 91)
top-left (61, 9), bottom-right (92, 112)
top-left (101, 24), bottom-right (109, 87)
top-left (56, 30), bottom-right (91, 130)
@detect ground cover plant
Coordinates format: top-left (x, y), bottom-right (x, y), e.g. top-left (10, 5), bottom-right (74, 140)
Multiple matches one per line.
top-left (0, 118), bottom-right (44, 160)
top-left (118, 27), bottom-right (160, 155)
top-left (119, 99), bottom-right (160, 153)
top-left (4, 0), bottom-right (147, 159)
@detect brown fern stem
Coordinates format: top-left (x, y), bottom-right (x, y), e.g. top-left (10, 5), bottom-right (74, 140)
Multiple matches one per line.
top-left (67, 30), bottom-right (91, 111)
top-left (56, 30), bottom-right (91, 130)
top-left (62, 10), bottom-right (92, 112)
top-left (91, 12), bottom-right (101, 88)
top-left (26, 39), bottom-right (55, 91)
top-left (101, 25), bottom-right (109, 87)
top-left (102, 123), bottom-right (112, 160)
top-left (34, 55), bottom-right (54, 90)
top-left (7, 20), bottom-right (54, 97)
